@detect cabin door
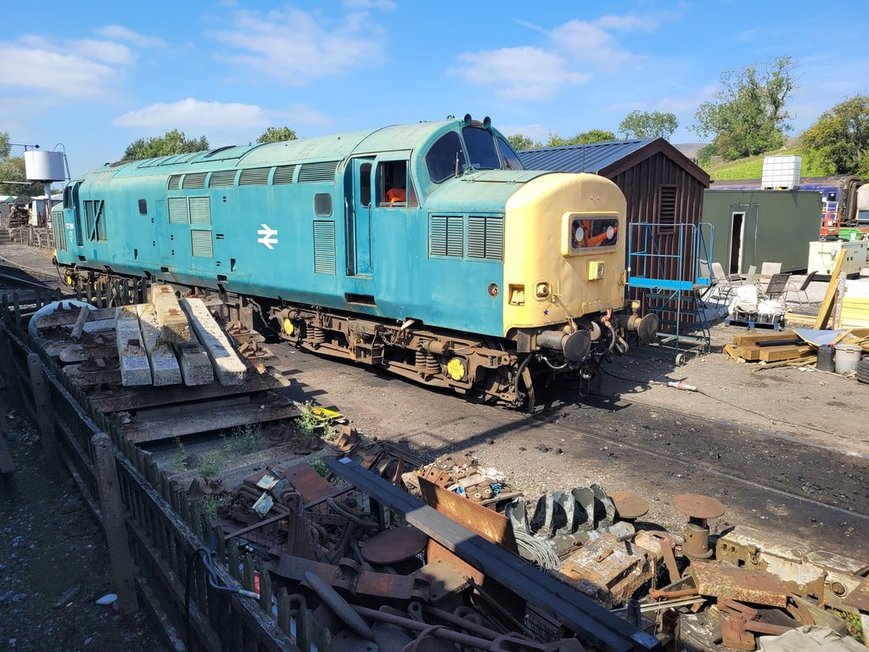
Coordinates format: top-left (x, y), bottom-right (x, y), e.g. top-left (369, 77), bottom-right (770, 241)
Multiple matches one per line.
top-left (70, 182), bottom-right (83, 248)
top-left (346, 158), bottom-right (374, 277)
top-left (729, 204), bottom-right (757, 275)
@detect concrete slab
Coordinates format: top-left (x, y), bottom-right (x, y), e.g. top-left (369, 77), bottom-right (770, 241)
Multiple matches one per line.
top-left (176, 341), bottom-right (214, 386)
top-left (180, 298), bottom-right (246, 386)
top-left (149, 285), bottom-right (192, 343)
top-left (136, 303), bottom-right (182, 386)
top-left (115, 306), bottom-right (152, 386)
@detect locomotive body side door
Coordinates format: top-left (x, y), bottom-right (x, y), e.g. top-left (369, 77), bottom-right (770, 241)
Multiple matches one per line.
top-left (346, 157), bottom-right (374, 277)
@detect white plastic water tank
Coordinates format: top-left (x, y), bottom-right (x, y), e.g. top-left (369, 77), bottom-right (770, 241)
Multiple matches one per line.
top-left (761, 155), bottom-right (801, 189)
top-left (24, 150), bottom-right (67, 181)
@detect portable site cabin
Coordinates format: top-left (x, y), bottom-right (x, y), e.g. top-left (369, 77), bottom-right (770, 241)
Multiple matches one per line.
top-left (702, 189), bottom-right (821, 275)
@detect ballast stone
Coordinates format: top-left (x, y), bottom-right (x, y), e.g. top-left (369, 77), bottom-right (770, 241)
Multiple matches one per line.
top-left (136, 304), bottom-right (182, 386)
top-left (180, 298), bottom-right (246, 386)
top-left (115, 306), bottom-right (152, 386)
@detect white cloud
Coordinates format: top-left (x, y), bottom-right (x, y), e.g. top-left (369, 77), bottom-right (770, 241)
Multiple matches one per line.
top-left (455, 9), bottom-right (679, 101)
top-left (343, 0), bottom-right (397, 10)
top-left (549, 20), bottom-right (633, 69)
top-left (594, 13), bottom-right (660, 32)
top-left (74, 39), bottom-right (134, 64)
top-left (450, 47), bottom-right (590, 101)
top-left (0, 44), bottom-right (119, 98)
top-left (93, 25), bottom-right (166, 48)
top-left (115, 98), bottom-right (271, 130)
top-left (207, 7), bottom-right (387, 85)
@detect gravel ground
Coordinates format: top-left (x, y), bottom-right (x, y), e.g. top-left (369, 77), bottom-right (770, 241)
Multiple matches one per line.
top-left (0, 409), bottom-right (168, 652)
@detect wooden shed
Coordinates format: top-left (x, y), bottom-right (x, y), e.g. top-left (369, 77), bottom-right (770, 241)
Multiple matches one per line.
top-left (520, 139), bottom-right (711, 337)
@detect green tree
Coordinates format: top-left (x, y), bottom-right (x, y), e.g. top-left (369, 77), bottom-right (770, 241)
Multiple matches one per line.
top-left (122, 129), bottom-right (209, 161)
top-left (0, 132), bottom-right (42, 197)
top-left (800, 95), bottom-right (869, 176)
top-left (546, 130), bottom-right (616, 147)
top-left (256, 126), bottom-right (298, 144)
top-left (692, 55), bottom-right (796, 160)
top-left (619, 110), bottom-right (678, 140)
top-left (506, 133), bottom-right (541, 151)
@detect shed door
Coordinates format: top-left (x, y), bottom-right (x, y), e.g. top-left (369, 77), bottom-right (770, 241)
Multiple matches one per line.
top-left (346, 158), bottom-right (374, 277)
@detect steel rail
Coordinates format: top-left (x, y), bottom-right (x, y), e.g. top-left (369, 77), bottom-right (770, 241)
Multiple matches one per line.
top-left (525, 406), bottom-right (869, 522)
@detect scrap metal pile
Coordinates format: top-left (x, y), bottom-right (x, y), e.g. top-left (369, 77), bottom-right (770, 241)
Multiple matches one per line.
top-left (208, 437), bottom-right (868, 651)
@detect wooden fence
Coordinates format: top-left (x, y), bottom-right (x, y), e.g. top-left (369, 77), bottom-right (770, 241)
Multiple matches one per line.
top-left (0, 292), bottom-right (329, 651)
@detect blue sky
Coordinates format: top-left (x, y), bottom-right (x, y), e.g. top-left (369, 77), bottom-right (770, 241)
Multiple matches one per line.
top-left (2, 0), bottom-right (867, 177)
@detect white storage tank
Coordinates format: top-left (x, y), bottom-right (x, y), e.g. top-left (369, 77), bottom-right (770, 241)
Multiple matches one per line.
top-left (24, 150), bottom-right (67, 181)
top-left (857, 184), bottom-right (869, 225)
top-left (761, 155), bottom-right (802, 190)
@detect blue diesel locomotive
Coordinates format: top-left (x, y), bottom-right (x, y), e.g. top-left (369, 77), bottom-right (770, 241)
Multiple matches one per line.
top-left (53, 115), bottom-right (655, 407)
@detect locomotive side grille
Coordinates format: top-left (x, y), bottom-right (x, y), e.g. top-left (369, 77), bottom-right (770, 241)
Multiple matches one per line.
top-left (191, 229), bottom-right (213, 258)
top-left (208, 170), bottom-right (237, 187)
top-left (467, 216), bottom-right (504, 260)
top-left (429, 215), bottom-right (464, 257)
top-left (167, 175), bottom-right (182, 190)
top-left (239, 167), bottom-right (272, 185)
top-left (168, 197), bottom-right (189, 224)
top-left (189, 197), bottom-right (211, 225)
top-left (182, 172), bottom-right (207, 189)
top-left (273, 165), bottom-right (296, 184)
top-left (299, 161), bottom-right (339, 183)
top-left (313, 220), bottom-right (336, 274)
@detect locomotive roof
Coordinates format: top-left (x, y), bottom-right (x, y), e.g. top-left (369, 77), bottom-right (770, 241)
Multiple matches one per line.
top-left (94, 119), bottom-right (469, 179)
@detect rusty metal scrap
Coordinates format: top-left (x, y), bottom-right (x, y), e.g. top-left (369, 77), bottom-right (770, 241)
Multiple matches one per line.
top-left (691, 560), bottom-right (790, 607)
top-left (270, 553), bottom-right (432, 602)
top-left (558, 532), bottom-right (658, 607)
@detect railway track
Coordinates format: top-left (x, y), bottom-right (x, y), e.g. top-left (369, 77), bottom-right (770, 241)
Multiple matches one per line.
top-left (270, 343), bottom-right (869, 560)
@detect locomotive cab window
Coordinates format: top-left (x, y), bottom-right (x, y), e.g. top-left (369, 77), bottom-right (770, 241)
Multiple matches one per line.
top-left (462, 126), bottom-right (500, 170)
top-left (496, 136), bottom-right (524, 171)
top-left (378, 160), bottom-right (417, 207)
top-left (138, 199), bottom-right (148, 215)
top-left (426, 132), bottom-right (465, 183)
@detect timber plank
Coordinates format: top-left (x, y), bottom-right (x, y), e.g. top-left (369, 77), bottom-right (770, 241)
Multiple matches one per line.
top-left (89, 372), bottom-right (281, 413)
top-left (123, 400), bottom-right (299, 443)
top-left (814, 249), bottom-right (847, 329)
top-left (757, 345), bottom-right (813, 363)
top-left (731, 330), bottom-right (796, 347)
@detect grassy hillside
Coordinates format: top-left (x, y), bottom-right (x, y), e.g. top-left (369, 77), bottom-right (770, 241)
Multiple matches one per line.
top-left (702, 147), bottom-right (829, 181)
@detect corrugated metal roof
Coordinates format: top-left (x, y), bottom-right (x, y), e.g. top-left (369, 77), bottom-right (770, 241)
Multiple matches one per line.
top-left (519, 139), bottom-right (653, 173)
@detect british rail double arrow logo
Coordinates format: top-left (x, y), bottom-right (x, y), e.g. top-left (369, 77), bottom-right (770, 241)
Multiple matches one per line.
top-left (257, 224), bottom-right (278, 249)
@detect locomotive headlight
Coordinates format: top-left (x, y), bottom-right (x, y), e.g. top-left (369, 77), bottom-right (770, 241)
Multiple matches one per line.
top-left (535, 282), bottom-right (550, 299)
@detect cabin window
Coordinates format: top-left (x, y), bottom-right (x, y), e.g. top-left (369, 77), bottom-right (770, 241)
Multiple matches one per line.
top-left (138, 199), bottom-right (148, 215)
top-left (463, 126), bottom-right (500, 170)
top-left (657, 185), bottom-right (677, 233)
top-left (496, 136), bottom-right (524, 171)
top-left (359, 163), bottom-right (372, 207)
top-left (63, 186), bottom-right (72, 209)
top-left (314, 193), bottom-right (333, 217)
top-left (426, 132), bottom-right (465, 183)
top-left (379, 160), bottom-right (415, 206)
